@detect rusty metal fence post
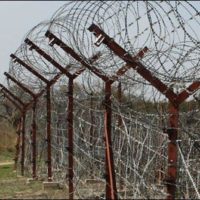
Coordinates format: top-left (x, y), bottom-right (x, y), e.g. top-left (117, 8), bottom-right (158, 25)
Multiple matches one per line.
top-left (14, 118), bottom-right (22, 170)
top-left (32, 99), bottom-right (37, 179)
top-left (117, 82), bottom-right (124, 190)
top-left (89, 92), bottom-right (94, 179)
top-left (67, 78), bottom-right (74, 199)
top-left (21, 109), bottom-right (26, 176)
top-left (165, 103), bottom-right (179, 199)
top-left (46, 85), bottom-right (52, 181)
top-left (104, 81), bottom-right (118, 199)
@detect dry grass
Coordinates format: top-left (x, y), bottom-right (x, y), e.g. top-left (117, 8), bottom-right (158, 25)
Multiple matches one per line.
top-left (0, 120), bottom-right (16, 152)
top-left (0, 162), bottom-right (69, 199)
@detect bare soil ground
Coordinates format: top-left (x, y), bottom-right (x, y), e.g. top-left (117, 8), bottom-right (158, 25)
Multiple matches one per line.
top-left (0, 161), bottom-right (14, 166)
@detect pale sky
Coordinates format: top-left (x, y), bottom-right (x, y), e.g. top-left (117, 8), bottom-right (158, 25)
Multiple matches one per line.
top-left (0, 1), bottom-right (65, 85)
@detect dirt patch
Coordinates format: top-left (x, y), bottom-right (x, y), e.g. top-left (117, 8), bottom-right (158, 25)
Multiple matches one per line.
top-left (0, 161), bottom-right (14, 166)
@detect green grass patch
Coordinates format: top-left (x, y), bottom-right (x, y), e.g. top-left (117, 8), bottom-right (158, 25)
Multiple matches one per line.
top-left (0, 167), bottom-right (43, 198)
top-left (0, 164), bottom-right (16, 179)
top-left (0, 150), bottom-right (14, 162)
top-left (0, 154), bottom-right (68, 198)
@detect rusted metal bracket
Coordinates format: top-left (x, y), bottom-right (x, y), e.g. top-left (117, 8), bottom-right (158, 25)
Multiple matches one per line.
top-left (24, 38), bottom-right (73, 78)
top-left (176, 81), bottom-right (200, 104)
top-left (10, 54), bottom-right (49, 84)
top-left (45, 31), bottom-right (109, 82)
top-left (24, 89), bottom-right (45, 111)
top-left (25, 38), bottom-right (102, 81)
top-left (88, 23), bottom-right (178, 105)
top-left (4, 72), bottom-right (36, 97)
top-left (110, 47), bottom-right (149, 83)
top-left (0, 84), bottom-right (25, 106)
top-left (45, 31), bottom-right (148, 85)
top-left (0, 90), bottom-right (23, 111)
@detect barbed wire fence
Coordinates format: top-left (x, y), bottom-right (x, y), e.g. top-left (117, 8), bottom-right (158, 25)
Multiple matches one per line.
top-left (0, 1), bottom-right (199, 199)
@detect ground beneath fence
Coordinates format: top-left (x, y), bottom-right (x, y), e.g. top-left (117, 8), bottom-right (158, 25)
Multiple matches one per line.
top-left (0, 153), bottom-right (68, 199)
top-left (0, 152), bottom-right (167, 199)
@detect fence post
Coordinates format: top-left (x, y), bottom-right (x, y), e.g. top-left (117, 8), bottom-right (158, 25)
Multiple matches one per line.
top-left (46, 85), bottom-right (52, 181)
top-left (14, 117), bottom-right (22, 170)
top-left (32, 99), bottom-right (37, 179)
top-left (21, 109), bottom-right (26, 176)
top-left (67, 78), bottom-right (74, 199)
top-left (104, 81), bottom-right (118, 199)
top-left (165, 103), bottom-right (179, 199)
